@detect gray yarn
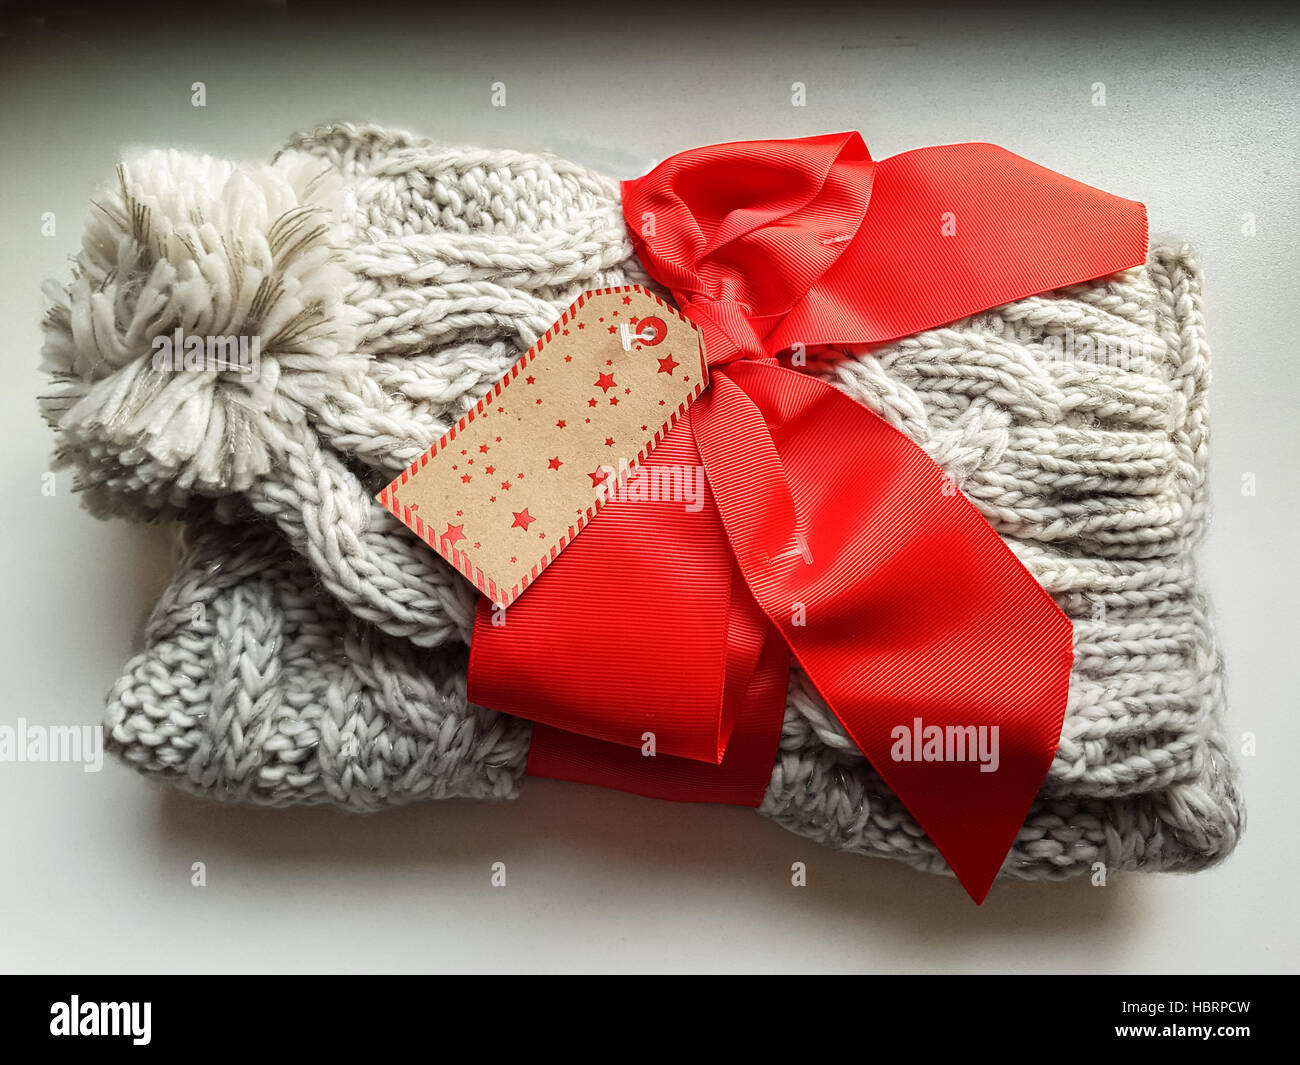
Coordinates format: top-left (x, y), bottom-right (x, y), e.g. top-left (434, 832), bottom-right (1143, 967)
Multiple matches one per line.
top-left (109, 521), bottom-right (527, 805)
top-left (41, 123), bottom-right (1243, 883)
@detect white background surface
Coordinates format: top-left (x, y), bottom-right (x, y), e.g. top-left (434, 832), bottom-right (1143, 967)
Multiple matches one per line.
top-left (1, 2), bottom-right (1296, 973)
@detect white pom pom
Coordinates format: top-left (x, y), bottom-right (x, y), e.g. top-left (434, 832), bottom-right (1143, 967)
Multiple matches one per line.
top-left (40, 148), bottom-right (365, 504)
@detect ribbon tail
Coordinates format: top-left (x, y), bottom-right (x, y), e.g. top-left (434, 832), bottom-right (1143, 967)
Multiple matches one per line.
top-left (693, 362), bottom-right (1074, 902)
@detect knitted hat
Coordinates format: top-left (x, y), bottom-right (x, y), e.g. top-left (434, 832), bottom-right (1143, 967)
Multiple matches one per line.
top-left (40, 123), bottom-right (1243, 884)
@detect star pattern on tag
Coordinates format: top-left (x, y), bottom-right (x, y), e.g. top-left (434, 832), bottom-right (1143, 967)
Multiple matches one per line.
top-left (377, 286), bottom-right (707, 606)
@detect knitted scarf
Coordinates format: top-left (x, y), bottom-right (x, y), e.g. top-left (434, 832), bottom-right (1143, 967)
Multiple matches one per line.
top-left (39, 122), bottom-right (1243, 883)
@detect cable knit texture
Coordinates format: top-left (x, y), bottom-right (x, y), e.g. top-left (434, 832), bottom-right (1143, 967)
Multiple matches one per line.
top-left (40, 123), bottom-right (1242, 883)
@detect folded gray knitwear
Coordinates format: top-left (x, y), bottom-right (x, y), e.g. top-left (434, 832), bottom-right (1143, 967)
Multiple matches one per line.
top-left (39, 123), bottom-right (1243, 883)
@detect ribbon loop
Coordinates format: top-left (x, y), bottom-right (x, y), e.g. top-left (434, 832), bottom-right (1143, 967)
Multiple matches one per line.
top-left (629, 132), bottom-right (876, 359)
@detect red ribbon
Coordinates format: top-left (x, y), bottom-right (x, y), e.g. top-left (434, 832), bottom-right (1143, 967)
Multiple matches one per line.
top-left (468, 132), bottom-right (1147, 902)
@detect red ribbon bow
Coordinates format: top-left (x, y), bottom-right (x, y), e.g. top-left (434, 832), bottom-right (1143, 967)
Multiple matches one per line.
top-left (468, 132), bottom-right (1147, 902)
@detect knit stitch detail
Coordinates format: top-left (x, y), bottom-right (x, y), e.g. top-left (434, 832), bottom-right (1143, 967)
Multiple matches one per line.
top-left (43, 123), bottom-right (1242, 882)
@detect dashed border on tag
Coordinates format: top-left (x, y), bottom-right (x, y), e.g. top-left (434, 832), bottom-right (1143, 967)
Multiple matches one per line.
top-left (377, 285), bottom-right (707, 607)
